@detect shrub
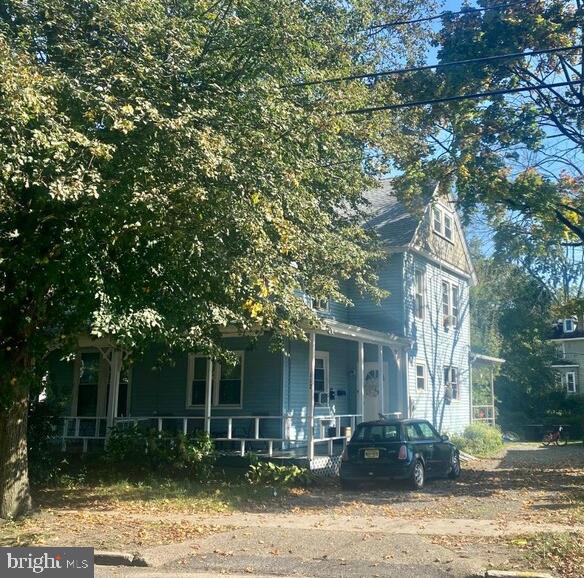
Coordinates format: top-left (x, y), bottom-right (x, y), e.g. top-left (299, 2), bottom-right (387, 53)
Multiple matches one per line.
top-left (105, 425), bottom-right (215, 478)
top-left (28, 398), bottom-right (69, 485)
top-left (449, 423), bottom-right (503, 458)
top-left (246, 461), bottom-right (312, 487)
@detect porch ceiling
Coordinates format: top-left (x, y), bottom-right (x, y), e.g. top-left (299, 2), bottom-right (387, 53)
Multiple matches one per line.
top-left (317, 319), bottom-right (409, 349)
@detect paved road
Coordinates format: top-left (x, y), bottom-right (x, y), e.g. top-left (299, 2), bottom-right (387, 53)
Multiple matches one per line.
top-left (95, 523), bottom-right (491, 578)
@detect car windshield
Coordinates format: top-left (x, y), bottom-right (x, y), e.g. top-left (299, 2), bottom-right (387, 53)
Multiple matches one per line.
top-left (353, 424), bottom-right (400, 442)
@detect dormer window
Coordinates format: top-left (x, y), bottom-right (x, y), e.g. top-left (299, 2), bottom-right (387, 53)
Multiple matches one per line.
top-left (311, 297), bottom-right (330, 313)
top-left (563, 318), bottom-right (577, 333)
top-left (433, 206), bottom-right (454, 242)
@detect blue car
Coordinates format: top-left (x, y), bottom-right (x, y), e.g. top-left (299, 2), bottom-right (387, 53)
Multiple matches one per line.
top-left (339, 418), bottom-right (461, 490)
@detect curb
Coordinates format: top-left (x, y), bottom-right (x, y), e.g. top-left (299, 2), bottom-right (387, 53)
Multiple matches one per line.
top-left (485, 570), bottom-right (554, 578)
top-left (94, 551), bottom-right (149, 567)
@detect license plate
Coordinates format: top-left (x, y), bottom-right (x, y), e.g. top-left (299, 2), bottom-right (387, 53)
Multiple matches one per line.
top-left (364, 449), bottom-right (379, 459)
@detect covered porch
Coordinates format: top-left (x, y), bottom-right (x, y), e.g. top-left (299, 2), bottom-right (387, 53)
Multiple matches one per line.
top-left (56, 322), bottom-right (409, 470)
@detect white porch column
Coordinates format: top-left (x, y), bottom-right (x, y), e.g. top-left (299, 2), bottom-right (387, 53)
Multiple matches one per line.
top-left (397, 348), bottom-right (408, 418)
top-left (357, 341), bottom-right (364, 422)
top-left (378, 344), bottom-right (384, 416)
top-left (204, 357), bottom-right (213, 435)
top-left (307, 332), bottom-right (316, 462)
top-left (106, 349), bottom-right (123, 431)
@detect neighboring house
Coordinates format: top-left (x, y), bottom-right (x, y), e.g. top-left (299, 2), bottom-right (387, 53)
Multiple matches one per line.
top-left (551, 317), bottom-right (584, 395)
top-left (50, 181), bottom-right (477, 469)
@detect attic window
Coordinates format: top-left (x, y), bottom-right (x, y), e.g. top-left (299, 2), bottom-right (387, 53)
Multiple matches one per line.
top-left (563, 318), bottom-right (576, 333)
top-left (433, 206), bottom-right (454, 242)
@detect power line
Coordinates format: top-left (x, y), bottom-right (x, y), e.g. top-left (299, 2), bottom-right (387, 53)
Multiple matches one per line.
top-left (344, 80), bottom-right (581, 115)
top-left (286, 45), bottom-right (582, 88)
top-left (367, 0), bottom-right (539, 31)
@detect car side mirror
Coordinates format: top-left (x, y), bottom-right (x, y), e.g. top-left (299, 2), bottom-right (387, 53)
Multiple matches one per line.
top-left (441, 434), bottom-right (449, 442)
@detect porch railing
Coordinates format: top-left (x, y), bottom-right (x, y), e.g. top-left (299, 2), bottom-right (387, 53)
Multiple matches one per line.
top-left (58, 413), bottom-right (362, 458)
top-left (472, 405), bottom-right (495, 426)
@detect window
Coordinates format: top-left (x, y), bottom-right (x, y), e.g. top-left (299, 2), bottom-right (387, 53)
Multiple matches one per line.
top-left (566, 371), bottom-right (577, 394)
top-left (442, 281), bottom-right (450, 320)
top-left (563, 318), bottom-right (576, 333)
top-left (555, 343), bottom-right (565, 359)
top-left (442, 280), bottom-right (460, 328)
top-left (187, 352), bottom-right (244, 408)
top-left (354, 424), bottom-right (400, 442)
top-left (433, 206), bottom-right (454, 242)
top-left (217, 354), bottom-right (244, 406)
top-left (444, 366), bottom-right (459, 400)
top-left (417, 422), bottom-right (439, 440)
top-left (77, 352), bottom-right (101, 416)
top-left (416, 364), bottom-right (426, 390)
top-left (451, 285), bottom-right (459, 326)
top-left (443, 214), bottom-right (453, 241)
top-left (190, 356), bottom-right (209, 406)
top-left (312, 298), bottom-right (330, 313)
top-left (433, 207), bottom-right (443, 235)
top-left (414, 269), bottom-right (425, 319)
top-left (314, 352), bottom-right (329, 405)
top-left (405, 423), bottom-right (424, 441)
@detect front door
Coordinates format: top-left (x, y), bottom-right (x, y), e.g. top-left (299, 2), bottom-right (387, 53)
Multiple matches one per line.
top-left (363, 362), bottom-right (389, 422)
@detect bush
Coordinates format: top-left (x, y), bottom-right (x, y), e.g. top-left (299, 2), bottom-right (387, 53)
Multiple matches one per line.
top-left (28, 398), bottom-right (70, 485)
top-left (105, 425), bottom-right (215, 478)
top-left (246, 461), bottom-right (312, 487)
top-left (449, 423), bottom-right (503, 458)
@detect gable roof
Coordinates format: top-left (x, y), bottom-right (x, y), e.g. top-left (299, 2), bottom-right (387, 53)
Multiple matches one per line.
top-left (363, 179), bottom-right (477, 285)
top-left (362, 180), bottom-right (422, 246)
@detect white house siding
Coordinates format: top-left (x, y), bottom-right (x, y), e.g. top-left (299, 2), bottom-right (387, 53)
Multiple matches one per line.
top-left (403, 252), bottom-right (471, 434)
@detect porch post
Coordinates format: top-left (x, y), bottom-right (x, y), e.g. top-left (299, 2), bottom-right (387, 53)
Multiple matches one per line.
top-left (204, 357), bottom-right (213, 435)
top-left (106, 349), bottom-right (123, 432)
top-left (378, 344), bottom-right (384, 416)
top-left (307, 332), bottom-right (316, 462)
top-left (398, 348), bottom-right (408, 418)
top-left (357, 341), bottom-right (364, 422)
top-left (490, 367), bottom-right (495, 426)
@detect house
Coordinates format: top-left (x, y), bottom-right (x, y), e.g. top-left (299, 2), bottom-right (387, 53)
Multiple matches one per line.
top-left (551, 317), bottom-right (584, 395)
top-left (50, 181), bottom-right (477, 470)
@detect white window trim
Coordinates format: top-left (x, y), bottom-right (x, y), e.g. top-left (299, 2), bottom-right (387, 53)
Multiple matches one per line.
top-left (415, 363), bottom-right (426, 391)
top-left (186, 352), bottom-right (245, 409)
top-left (563, 319), bottom-right (576, 333)
top-left (442, 280), bottom-right (460, 329)
top-left (433, 206), bottom-right (455, 244)
top-left (312, 298), bottom-right (331, 314)
top-left (444, 366), bottom-right (460, 401)
top-left (71, 349), bottom-right (109, 417)
top-left (414, 269), bottom-right (425, 320)
top-left (314, 350), bottom-right (330, 406)
top-left (565, 371), bottom-right (577, 394)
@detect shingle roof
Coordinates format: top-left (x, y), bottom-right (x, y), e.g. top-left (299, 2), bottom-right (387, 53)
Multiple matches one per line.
top-left (362, 180), bottom-right (427, 247)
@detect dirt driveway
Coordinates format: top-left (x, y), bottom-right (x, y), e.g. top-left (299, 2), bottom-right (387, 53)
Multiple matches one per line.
top-left (2, 442), bottom-right (584, 577)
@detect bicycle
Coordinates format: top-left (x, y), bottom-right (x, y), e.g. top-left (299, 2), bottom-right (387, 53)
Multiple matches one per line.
top-left (542, 426), bottom-right (569, 447)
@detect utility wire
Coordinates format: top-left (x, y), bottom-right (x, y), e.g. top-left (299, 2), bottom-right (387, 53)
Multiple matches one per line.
top-left (286, 45), bottom-right (582, 88)
top-left (367, 0), bottom-right (539, 31)
top-left (344, 80), bottom-right (581, 115)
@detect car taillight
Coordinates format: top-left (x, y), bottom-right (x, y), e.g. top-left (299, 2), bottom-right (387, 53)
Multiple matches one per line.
top-left (398, 445), bottom-right (408, 460)
top-left (341, 447), bottom-right (349, 462)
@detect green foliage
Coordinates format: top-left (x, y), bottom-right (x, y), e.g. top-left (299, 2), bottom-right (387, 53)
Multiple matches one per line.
top-left (449, 423), bottom-right (503, 458)
top-left (246, 461), bottom-right (312, 487)
top-left (105, 426), bottom-right (215, 478)
top-left (27, 399), bottom-right (69, 485)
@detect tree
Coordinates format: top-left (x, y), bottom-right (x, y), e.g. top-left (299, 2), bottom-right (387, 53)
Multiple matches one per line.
top-left (0, 1), bottom-right (434, 517)
top-left (394, 0), bottom-right (583, 245)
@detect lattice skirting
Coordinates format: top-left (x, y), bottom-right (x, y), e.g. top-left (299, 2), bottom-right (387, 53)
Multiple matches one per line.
top-left (310, 455), bottom-right (342, 477)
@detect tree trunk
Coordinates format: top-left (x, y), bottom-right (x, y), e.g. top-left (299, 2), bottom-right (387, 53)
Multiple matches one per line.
top-left (0, 395), bottom-right (32, 519)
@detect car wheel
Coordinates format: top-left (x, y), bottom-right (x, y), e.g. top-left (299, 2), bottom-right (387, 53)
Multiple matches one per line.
top-left (448, 451), bottom-right (461, 479)
top-left (410, 459), bottom-right (425, 490)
